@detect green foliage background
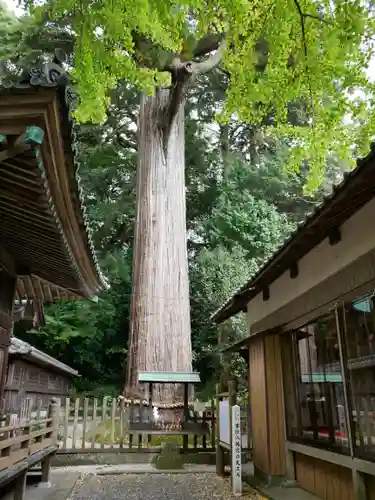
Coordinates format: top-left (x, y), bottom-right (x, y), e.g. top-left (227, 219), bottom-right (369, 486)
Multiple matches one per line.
top-left (1, 2), bottom-right (353, 398)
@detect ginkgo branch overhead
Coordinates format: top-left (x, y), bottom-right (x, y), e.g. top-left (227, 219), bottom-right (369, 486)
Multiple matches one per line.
top-left (163, 39), bottom-right (226, 131)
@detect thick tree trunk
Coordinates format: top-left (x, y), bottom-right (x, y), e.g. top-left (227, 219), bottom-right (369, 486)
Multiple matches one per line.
top-left (126, 88), bottom-right (193, 403)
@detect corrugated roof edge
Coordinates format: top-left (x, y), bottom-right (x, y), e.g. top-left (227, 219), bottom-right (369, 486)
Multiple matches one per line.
top-left (9, 337), bottom-right (79, 377)
top-left (210, 142), bottom-right (375, 324)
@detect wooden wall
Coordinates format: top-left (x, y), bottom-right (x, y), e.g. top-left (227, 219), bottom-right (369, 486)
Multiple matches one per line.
top-left (365, 474), bottom-right (375, 500)
top-left (264, 333), bottom-right (286, 475)
top-left (5, 358), bottom-right (72, 413)
top-left (249, 335), bottom-right (268, 474)
top-left (295, 453), bottom-right (355, 500)
top-left (249, 332), bottom-right (286, 477)
top-left (0, 265), bottom-right (16, 408)
top-left (0, 268), bottom-right (15, 319)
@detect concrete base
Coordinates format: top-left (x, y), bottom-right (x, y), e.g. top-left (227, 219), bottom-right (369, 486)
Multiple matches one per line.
top-left (258, 484), bottom-right (320, 500)
top-left (2, 471), bottom-right (80, 500)
top-left (35, 482), bottom-right (52, 489)
top-left (253, 465), bottom-right (286, 487)
top-left (51, 464), bottom-right (217, 475)
top-left (53, 451), bottom-right (217, 467)
top-left (242, 462), bottom-right (319, 500)
top-left (280, 479), bottom-right (300, 488)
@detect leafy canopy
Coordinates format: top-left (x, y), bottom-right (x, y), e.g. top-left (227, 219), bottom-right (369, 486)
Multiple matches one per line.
top-left (27, 0), bottom-right (375, 185)
top-left (203, 165), bottom-right (296, 262)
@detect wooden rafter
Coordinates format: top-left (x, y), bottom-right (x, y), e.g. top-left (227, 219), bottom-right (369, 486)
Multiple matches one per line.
top-left (0, 124), bottom-right (26, 135)
top-left (0, 126), bottom-right (45, 163)
top-left (0, 80), bottom-right (106, 301)
top-left (0, 144), bottom-right (31, 162)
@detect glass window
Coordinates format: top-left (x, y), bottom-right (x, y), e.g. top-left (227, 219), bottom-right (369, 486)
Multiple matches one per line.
top-left (283, 312), bottom-right (350, 453)
top-left (342, 294), bottom-right (375, 460)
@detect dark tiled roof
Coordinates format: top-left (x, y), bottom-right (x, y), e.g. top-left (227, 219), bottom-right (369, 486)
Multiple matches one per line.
top-left (211, 144), bottom-right (375, 323)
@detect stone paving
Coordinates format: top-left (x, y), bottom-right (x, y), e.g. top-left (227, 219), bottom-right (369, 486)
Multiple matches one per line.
top-left (2, 470), bottom-right (80, 500)
top-left (0, 463), bottom-right (318, 500)
top-left (1, 465), bottom-right (259, 500)
top-left (68, 472), bottom-right (259, 500)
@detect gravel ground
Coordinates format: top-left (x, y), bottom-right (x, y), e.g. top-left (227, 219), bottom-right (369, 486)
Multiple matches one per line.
top-left (69, 473), bottom-right (259, 500)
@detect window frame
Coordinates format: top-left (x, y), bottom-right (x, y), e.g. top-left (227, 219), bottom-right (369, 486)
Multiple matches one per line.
top-left (340, 294), bottom-right (375, 462)
top-left (282, 306), bottom-right (353, 456)
top-left (283, 295), bottom-right (375, 462)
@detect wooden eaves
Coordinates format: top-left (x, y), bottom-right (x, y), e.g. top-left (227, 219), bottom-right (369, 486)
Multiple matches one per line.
top-left (0, 50), bottom-right (108, 301)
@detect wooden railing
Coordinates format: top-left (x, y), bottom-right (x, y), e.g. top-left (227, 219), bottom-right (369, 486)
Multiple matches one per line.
top-left (58, 396), bottom-right (217, 453)
top-left (0, 398), bottom-right (58, 472)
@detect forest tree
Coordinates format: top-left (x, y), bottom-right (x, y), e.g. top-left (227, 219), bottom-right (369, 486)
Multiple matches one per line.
top-left (25, 0), bottom-right (375, 401)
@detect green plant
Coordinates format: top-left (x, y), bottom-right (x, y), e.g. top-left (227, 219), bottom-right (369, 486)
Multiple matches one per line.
top-left (87, 420), bottom-right (127, 445)
top-left (87, 419), bottom-right (210, 448)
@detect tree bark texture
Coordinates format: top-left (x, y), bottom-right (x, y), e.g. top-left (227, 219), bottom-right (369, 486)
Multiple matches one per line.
top-left (126, 88), bottom-right (193, 403)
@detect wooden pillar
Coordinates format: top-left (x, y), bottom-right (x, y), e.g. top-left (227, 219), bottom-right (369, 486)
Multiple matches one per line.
top-left (148, 383), bottom-right (153, 445)
top-left (280, 333), bottom-right (299, 480)
top-left (352, 469), bottom-right (367, 500)
top-left (0, 336), bottom-right (10, 412)
top-left (215, 383), bottom-right (225, 476)
top-left (149, 383), bottom-right (153, 409)
top-left (228, 380), bottom-right (237, 407)
top-left (183, 383), bottom-right (189, 451)
top-left (41, 456), bottom-right (52, 484)
top-left (39, 397), bottom-right (59, 485)
top-left (0, 264), bottom-right (17, 414)
top-left (228, 379), bottom-right (237, 487)
top-left (249, 332), bottom-right (286, 483)
top-left (14, 471), bottom-right (27, 500)
top-left (49, 397), bottom-right (59, 444)
top-left (0, 320), bottom-right (12, 411)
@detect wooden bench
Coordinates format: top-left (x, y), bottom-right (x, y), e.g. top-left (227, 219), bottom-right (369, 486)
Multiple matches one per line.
top-left (0, 398), bottom-right (59, 500)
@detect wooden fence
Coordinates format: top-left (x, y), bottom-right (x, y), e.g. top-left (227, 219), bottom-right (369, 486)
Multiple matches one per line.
top-left (56, 396), bottom-right (251, 454)
top-left (0, 398), bottom-right (58, 472)
top-left (57, 396), bottom-right (219, 453)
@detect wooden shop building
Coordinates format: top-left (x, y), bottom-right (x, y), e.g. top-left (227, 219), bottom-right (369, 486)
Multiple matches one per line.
top-left (5, 336), bottom-right (78, 416)
top-left (212, 146), bottom-right (375, 500)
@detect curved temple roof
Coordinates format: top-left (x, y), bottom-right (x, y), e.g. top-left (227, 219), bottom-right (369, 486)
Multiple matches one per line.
top-left (0, 52), bottom-right (108, 300)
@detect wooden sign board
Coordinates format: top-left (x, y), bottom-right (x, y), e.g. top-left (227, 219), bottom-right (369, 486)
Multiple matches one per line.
top-left (219, 399), bottom-right (230, 445)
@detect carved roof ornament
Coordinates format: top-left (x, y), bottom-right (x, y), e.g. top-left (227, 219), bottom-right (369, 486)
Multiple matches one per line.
top-left (0, 48), bottom-right (79, 113)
